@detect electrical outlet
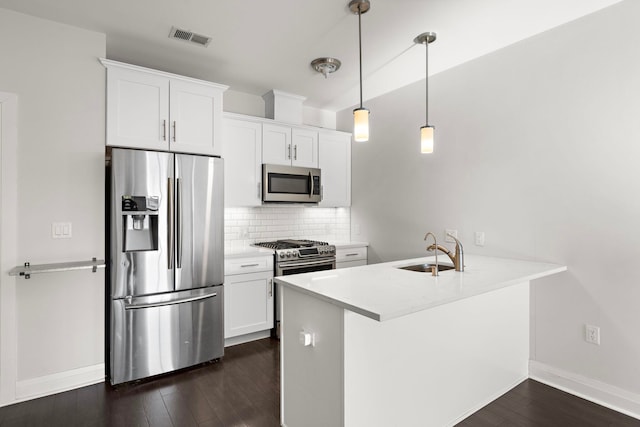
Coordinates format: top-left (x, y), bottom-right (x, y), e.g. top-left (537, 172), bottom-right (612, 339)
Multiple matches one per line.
top-left (585, 324), bottom-right (600, 345)
top-left (445, 229), bottom-right (457, 243)
top-left (475, 231), bottom-right (485, 246)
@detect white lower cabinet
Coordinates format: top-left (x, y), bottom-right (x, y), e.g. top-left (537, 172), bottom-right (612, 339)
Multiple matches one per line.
top-left (224, 255), bottom-right (274, 345)
top-left (336, 245), bottom-right (368, 269)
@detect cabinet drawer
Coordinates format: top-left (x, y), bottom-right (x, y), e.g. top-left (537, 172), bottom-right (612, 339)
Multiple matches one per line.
top-left (225, 256), bottom-right (273, 275)
top-left (336, 246), bottom-right (367, 263)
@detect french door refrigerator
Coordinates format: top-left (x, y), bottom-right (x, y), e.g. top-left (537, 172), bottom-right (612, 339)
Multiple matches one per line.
top-left (108, 148), bottom-right (224, 385)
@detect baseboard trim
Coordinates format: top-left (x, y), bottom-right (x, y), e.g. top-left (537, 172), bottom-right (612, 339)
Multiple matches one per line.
top-left (225, 330), bottom-right (271, 347)
top-left (14, 363), bottom-right (105, 403)
top-left (529, 360), bottom-right (640, 420)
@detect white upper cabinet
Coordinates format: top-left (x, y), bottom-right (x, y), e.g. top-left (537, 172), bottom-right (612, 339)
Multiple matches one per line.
top-left (106, 65), bottom-right (169, 151)
top-left (222, 117), bottom-right (262, 207)
top-left (262, 123), bottom-right (291, 166)
top-left (102, 59), bottom-right (227, 156)
top-left (319, 131), bottom-right (351, 207)
top-left (262, 123), bottom-right (318, 167)
top-left (169, 79), bottom-right (224, 155)
top-left (291, 128), bottom-right (318, 168)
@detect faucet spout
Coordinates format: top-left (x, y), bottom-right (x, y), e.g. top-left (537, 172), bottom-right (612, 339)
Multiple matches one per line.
top-left (446, 233), bottom-right (465, 272)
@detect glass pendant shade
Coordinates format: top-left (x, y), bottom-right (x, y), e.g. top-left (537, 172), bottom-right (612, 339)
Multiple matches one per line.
top-left (420, 125), bottom-right (434, 154)
top-left (353, 108), bottom-right (370, 142)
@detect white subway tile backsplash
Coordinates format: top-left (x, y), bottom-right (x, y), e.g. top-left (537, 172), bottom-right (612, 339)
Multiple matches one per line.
top-left (224, 206), bottom-right (350, 251)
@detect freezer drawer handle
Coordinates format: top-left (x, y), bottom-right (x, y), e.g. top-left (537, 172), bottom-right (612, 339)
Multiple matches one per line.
top-left (124, 292), bottom-right (218, 310)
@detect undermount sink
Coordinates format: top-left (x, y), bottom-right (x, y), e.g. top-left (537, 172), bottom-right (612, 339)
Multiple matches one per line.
top-left (397, 263), bottom-right (455, 273)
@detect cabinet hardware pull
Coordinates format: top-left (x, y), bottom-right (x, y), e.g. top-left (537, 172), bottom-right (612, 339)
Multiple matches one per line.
top-left (268, 278), bottom-right (273, 297)
top-left (287, 144), bottom-right (291, 159)
top-left (172, 121), bottom-right (177, 142)
top-left (162, 120), bottom-right (167, 141)
top-left (240, 263), bottom-right (260, 268)
top-left (345, 253), bottom-right (358, 257)
top-left (294, 145), bottom-right (297, 160)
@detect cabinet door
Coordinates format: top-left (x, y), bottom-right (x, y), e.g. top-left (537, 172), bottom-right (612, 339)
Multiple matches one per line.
top-left (319, 131), bottom-right (352, 207)
top-left (169, 80), bottom-right (223, 156)
top-left (222, 118), bottom-right (262, 206)
top-left (106, 66), bottom-right (169, 150)
top-left (224, 272), bottom-right (274, 339)
top-left (262, 123), bottom-right (292, 165)
top-left (292, 128), bottom-right (319, 168)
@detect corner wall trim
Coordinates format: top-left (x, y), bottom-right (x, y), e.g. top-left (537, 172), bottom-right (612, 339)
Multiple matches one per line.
top-left (13, 363), bottom-right (105, 404)
top-left (529, 360), bottom-right (640, 420)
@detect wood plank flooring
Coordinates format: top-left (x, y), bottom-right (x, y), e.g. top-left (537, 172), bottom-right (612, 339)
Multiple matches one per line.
top-left (0, 338), bottom-right (637, 426)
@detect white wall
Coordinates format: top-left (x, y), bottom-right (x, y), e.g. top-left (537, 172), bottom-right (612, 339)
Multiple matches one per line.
top-left (0, 8), bottom-right (106, 402)
top-left (338, 0), bottom-right (640, 415)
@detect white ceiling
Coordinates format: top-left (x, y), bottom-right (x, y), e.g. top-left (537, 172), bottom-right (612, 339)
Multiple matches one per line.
top-left (0, 0), bottom-right (623, 111)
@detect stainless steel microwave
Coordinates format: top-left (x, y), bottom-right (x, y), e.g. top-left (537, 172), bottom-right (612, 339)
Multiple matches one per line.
top-left (262, 164), bottom-right (321, 203)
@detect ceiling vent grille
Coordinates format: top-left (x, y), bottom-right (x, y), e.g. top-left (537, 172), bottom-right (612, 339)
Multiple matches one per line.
top-left (169, 26), bottom-right (212, 47)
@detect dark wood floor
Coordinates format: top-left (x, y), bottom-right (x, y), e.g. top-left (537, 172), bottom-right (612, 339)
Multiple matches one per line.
top-left (0, 338), bottom-right (637, 426)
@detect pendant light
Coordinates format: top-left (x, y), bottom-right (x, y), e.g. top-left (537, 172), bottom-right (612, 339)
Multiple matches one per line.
top-left (349, 0), bottom-right (371, 142)
top-left (414, 32), bottom-right (436, 153)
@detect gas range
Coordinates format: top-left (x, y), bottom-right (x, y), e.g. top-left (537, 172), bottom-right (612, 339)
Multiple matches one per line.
top-left (254, 239), bottom-right (336, 339)
top-left (254, 239), bottom-right (336, 262)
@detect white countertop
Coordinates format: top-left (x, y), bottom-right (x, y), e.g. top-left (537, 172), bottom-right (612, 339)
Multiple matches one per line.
top-left (275, 255), bottom-right (566, 322)
top-left (333, 241), bottom-right (369, 249)
top-left (224, 247), bottom-right (274, 259)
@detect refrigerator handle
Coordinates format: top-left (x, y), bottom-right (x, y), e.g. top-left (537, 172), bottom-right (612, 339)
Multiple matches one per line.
top-left (124, 291), bottom-right (218, 310)
top-left (177, 177), bottom-right (183, 269)
top-left (168, 178), bottom-right (174, 269)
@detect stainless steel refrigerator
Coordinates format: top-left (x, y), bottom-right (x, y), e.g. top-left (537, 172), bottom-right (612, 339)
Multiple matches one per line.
top-left (108, 148), bottom-right (224, 385)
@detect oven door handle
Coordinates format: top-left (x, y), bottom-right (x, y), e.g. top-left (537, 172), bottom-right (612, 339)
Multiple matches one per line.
top-left (279, 258), bottom-right (335, 269)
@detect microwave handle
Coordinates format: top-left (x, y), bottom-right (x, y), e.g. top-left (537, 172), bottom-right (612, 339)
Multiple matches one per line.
top-left (309, 171), bottom-right (314, 198)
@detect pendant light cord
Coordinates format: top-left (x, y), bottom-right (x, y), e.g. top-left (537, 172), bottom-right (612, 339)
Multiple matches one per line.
top-left (358, 4), bottom-right (364, 109)
top-left (425, 39), bottom-right (429, 125)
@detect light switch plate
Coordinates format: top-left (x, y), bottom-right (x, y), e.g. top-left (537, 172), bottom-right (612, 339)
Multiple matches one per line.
top-left (475, 231), bottom-right (485, 246)
top-left (52, 222), bottom-right (72, 239)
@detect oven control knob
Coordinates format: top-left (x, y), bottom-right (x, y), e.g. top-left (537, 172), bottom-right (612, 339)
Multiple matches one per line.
top-left (286, 251), bottom-right (293, 258)
top-left (279, 252), bottom-right (285, 258)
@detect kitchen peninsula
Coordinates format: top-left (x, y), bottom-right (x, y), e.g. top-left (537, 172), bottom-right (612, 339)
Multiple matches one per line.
top-left (276, 255), bottom-right (566, 427)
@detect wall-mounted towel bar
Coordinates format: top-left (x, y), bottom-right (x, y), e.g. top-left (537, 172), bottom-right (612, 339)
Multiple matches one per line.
top-left (9, 258), bottom-right (105, 279)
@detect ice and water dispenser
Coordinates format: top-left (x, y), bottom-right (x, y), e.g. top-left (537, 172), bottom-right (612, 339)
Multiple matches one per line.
top-left (122, 195), bottom-right (159, 252)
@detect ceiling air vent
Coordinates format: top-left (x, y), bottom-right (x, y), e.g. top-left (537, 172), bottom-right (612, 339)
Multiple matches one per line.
top-left (169, 26), bottom-right (212, 47)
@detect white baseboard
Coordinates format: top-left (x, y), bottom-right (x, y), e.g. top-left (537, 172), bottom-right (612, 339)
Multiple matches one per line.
top-left (13, 363), bottom-right (105, 404)
top-left (225, 330), bottom-right (271, 347)
top-left (529, 360), bottom-right (640, 420)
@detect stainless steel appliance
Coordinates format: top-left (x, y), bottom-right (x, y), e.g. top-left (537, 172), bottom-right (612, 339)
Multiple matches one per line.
top-left (253, 239), bottom-right (335, 337)
top-left (108, 148), bottom-right (224, 385)
top-left (262, 164), bottom-right (322, 203)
